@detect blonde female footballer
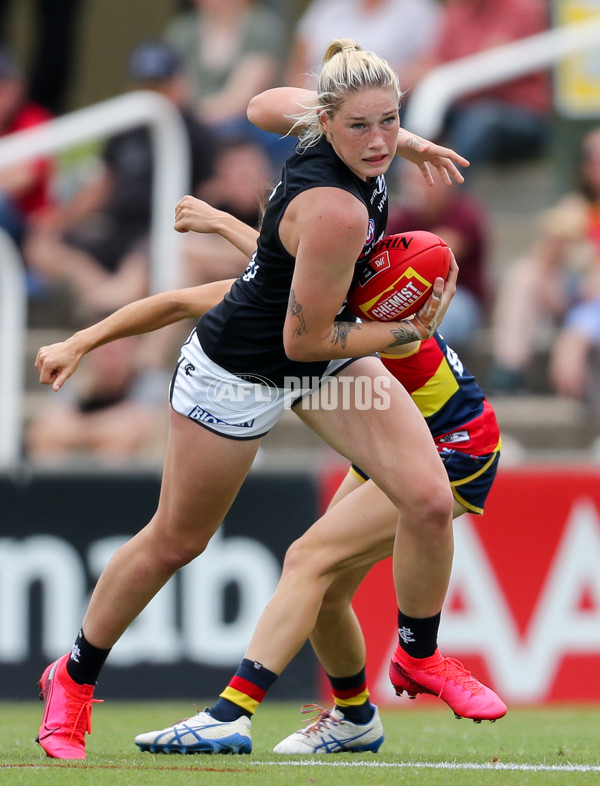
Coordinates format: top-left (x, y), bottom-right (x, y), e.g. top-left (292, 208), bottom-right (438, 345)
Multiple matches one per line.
top-left (35, 40), bottom-right (503, 760)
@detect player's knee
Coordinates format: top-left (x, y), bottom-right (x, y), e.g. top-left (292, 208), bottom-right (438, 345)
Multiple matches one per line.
top-left (281, 534), bottom-right (331, 584)
top-left (145, 523), bottom-right (212, 572)
top-left (281, 537), bottom-right (312, 575)
top-left (159, 541), bottom-right (208, 572)
top-left (400, 479), bottom-right (453, 532)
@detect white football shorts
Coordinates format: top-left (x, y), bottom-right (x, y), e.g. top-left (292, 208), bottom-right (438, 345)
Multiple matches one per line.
top-left (170, 329), bottom-right (358, 439)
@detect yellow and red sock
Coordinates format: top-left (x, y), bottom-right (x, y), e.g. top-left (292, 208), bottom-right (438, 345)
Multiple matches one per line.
top-left (329, 667), bottom-right (373, 724)
top-left (210, 658), bottom-right (278, 721)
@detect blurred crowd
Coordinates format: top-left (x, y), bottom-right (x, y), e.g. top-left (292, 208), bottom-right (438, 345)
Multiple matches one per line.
top-left (4, 0), bottom-right (600, 463)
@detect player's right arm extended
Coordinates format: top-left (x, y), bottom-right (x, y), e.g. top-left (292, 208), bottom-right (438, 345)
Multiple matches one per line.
top-left (35, 279), bottom-right (235, 391)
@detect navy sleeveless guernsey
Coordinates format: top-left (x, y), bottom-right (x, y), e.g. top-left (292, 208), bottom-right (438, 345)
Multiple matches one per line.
top-left (196, 136), bottom-right (389, 387)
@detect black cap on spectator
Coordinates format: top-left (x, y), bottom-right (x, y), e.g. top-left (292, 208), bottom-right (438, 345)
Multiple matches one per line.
top-left (128, 40), bottom-right (181, 82)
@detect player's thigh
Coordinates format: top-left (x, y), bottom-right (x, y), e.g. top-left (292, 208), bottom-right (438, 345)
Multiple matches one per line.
top-left (151, 407), bottom-right (260, 549)
top-left (326, 468), bottom-right (363, 510)
top-left (295, 356), bottom-right (450, 512)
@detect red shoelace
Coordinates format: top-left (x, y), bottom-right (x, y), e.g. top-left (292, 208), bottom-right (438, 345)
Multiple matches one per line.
top-left (298, 704), bottom-right (341, 735)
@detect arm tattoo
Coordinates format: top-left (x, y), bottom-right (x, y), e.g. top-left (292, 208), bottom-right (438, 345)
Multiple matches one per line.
top-left (331, 320), bottom-right (362, 350)
top-left (388, 321), bottom-right (421, 347)
top-left (398, 130), bottom-right (419, 148)
top-left (288, 288), bottom-right (308, 338)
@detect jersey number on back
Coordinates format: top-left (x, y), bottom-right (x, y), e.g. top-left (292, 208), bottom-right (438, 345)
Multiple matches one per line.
top-left (242, 251), bottom-right (259, 282)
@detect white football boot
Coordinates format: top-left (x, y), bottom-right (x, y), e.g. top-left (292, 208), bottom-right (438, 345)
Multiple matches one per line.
top-left (273, 704), bottom-right (384, 754)
top-left (135, 709), bottom-right (252, 754)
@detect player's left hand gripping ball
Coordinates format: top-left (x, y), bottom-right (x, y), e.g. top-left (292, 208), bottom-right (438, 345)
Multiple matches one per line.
top-left (348, 231), bottom-right (450, 321)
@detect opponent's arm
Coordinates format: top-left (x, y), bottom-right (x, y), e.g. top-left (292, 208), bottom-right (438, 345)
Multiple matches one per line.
top-left (36, 279), bottom-right (235, 392)
top-left (37, 197), bottom-right (262, 392)
top-left (174, 195), bottom-right (259, 258)
top-left (247, 87), bottom-right (469, 184)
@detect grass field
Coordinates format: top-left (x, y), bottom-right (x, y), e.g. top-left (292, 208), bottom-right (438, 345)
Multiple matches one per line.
top-left (2, 701), bottom-right (600, 785)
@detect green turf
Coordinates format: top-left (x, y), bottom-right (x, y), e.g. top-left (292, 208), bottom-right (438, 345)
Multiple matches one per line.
top-left (1, 701), bottom-right (599, 785)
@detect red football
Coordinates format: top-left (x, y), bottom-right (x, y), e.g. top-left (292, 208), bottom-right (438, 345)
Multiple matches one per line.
top-left (347, 231), bottom-right (450, 321)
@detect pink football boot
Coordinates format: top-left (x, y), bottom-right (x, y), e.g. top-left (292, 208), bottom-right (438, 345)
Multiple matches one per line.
top-left (390, 646), bottom-right (507, 722)
top-left (37, 654), bottom-right (102, 759)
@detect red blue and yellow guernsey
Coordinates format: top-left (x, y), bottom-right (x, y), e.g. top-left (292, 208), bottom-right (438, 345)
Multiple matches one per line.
top-left (379, 331), bottom-right (501, 457)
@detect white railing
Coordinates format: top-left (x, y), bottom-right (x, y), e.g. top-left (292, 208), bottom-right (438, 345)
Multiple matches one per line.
top-left (0, 90), bottom-right (189, 469)
top-left (0, 90), bottom-right (189, 293)
top-left (405, 16), bottom-right (600, 139)
top-left (0, 230), bottom-right (25, 468)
